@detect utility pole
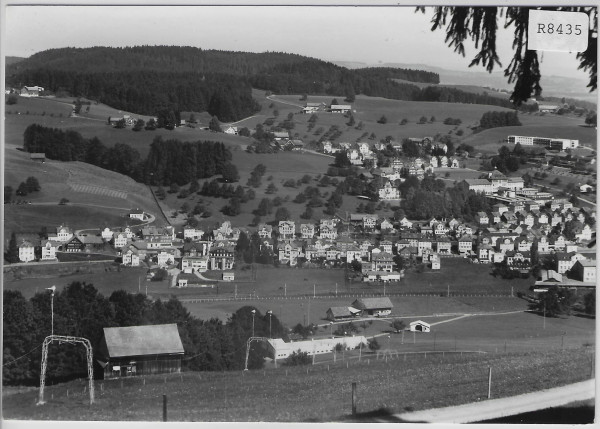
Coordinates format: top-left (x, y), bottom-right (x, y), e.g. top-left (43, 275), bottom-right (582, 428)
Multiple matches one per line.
top-left (284, 283), bottom-right (287, 297)
top-left (543, 301), bottom-right (546, 330)
top-left (487, 367), bottom-right (492, 399)
top-left (335, 282), bottom-right (338, 297)
top-left (447, 284), bottom-right (450, 298)
top-left (313, 284), bottom-right (316, 298)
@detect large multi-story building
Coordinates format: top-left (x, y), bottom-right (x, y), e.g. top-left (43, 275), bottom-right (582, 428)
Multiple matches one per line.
top-left (507, 135), bottom-right (579, 150)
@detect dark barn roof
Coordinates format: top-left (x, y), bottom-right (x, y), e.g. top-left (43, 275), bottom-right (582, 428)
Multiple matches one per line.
top-left (102, 324), bottom-right (184, 358)
top-left (352, 297), bottom-right (393, 311)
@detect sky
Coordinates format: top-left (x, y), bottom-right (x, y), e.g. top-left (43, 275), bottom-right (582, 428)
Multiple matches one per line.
top-left (2, 4), bottom-right (593, 90)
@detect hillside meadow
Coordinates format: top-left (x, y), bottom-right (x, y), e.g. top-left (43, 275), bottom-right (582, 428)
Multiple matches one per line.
top-left (2, 346), bottom-right (593, 422)
top-left (461, 113), bottom-right (596, 155)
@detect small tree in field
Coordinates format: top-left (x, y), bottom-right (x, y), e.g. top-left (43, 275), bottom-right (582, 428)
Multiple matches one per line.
top-left (390, 319), bottom-right (406, 333)
top-left (368, 338), bottom-right (380, 351)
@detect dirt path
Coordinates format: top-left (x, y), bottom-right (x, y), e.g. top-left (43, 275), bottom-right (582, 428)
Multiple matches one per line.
top-left (266, 95), bottom-right (303, 108)
top-left (397, 378), bottom-right (595, 423)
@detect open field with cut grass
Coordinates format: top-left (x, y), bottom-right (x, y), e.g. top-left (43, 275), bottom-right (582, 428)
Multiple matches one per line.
top-left (3, 266), bottom-right (167, 299)
top-left (3, 346), bottom-right (593, 422)
top-left (4, 204), bottom-right (140, 236)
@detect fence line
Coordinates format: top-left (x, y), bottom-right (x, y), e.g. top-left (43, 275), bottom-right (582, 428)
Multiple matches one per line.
top-left (180, 292), bottom-right (514, 303)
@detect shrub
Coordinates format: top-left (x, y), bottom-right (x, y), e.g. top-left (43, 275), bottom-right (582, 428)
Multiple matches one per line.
top-left (283, 350), bottom-right (311, 366)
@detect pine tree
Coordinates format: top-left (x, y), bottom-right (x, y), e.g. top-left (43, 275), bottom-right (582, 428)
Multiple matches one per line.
top-left (5, 232), bottom-right (19, 263)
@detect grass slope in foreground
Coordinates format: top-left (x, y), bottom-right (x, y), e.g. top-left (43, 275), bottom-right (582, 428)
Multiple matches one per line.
top-left (2, 347), bottom-right (593, 422)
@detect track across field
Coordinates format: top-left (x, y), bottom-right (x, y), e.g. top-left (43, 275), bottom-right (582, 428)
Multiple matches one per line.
top-left (69, 183), bottom-right (128, 199)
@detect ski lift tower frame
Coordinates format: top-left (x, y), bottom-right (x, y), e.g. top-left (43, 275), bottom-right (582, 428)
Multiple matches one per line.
top-left (37, 335), bottom-right (95, 405)
top-left (244, 337), bottom-right (270, 371)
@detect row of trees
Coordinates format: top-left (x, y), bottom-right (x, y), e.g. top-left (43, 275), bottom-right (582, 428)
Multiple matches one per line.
top-left (4, 177), bottom-right (41, 202)
top-left (23, 125), bottom-right (236, 186)
top-left (3, 283), bottom-right (285, 385)
top-left (479, 111), bottom-right (521, 130)
top-left (399, 176), bottom-right (491, 221)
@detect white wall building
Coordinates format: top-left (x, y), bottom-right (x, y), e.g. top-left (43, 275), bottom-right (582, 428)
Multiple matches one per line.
top-left (267, 336), bottom-right (367, 360)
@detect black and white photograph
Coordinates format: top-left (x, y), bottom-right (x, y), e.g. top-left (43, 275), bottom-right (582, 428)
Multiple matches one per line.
top-left (1, 1), bottom-right (597, 425)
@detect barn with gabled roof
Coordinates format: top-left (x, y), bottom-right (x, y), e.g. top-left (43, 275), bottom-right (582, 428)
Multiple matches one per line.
top-left (351, 297), bottom-right (393, 317)
top-left (97, 324), bottom-right (185, 379)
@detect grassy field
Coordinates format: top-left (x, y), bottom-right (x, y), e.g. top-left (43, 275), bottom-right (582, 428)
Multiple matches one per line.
top-left (4, 204), bottom-right (142, 237)
top-left (3, 266), bottom-right (167, 299)
top-left (3, 345), bottom-right (593, 422)
top-left (180, 295), bottom-right (531, 329)
top-left (461, 113), bottom-right (596, 155)
top-left (156, 149), bottom-right (377, 227)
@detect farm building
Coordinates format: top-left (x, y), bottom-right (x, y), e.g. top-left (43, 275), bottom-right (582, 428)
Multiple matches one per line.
top-left (351, 297), bottom-right (393, 317)
top-left (409, 321), bottom-right (431, 332)
top-left (97, 324), bottom-right (185, 379)
top-left (129, 208), bottom-right (145, 220)
top-left (267, 336), bottom-right (367, 360)
top-left (362, 270), bottom-right (402, 282)
top-left (20, 85), bottom-right (44, 96)
top-left (326, 306), bottom-right (361, 321)
top-left (30, 153), bottom-right (46, 162)
top-left (329, 104), bottom-right (352, 113)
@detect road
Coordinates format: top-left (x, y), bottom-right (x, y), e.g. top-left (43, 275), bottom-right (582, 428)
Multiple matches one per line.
top-left (266, 95), bottom-right (304, 109)
top-left (396, 378), bottom-right (595, 423)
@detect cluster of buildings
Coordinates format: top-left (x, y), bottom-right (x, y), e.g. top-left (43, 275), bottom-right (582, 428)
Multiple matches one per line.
top-left (302, 102), bottom-right (351, 114)
top-left (326, 297), bottom-right (394, 321)
top-left (321, 139), bottom-right (462, 180)
top-left (464, 170), bottom-right (525, 195)
top-left (267, 186), bottom-right (595, 284)
top-left (268, 215), bottom-right (473, 281)
top-left (19, 85), bottom-right (45, 97)
top-left (13, 211), bottom-right (241, 278)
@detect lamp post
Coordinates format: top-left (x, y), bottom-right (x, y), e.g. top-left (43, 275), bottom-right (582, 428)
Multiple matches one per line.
top-left (46, 286), bottom-right (56, 336)
top-left (251, 309), bottom-right (256, 337)
top-left (267, 310), bottom-right (273, 339)
top-left (330, 321), bottom-right (334, 337)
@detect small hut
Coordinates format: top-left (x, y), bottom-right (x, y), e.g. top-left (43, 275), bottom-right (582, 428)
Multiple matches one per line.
top-left (409, 320), bottom-right (431, 332)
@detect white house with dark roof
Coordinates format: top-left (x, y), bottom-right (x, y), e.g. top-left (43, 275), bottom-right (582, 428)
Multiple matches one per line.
top-left (300, 223), bottom-right (316, 239)
top-left (183, 226), bottom-right (204, 241)
top-left (20, 85), bottom-right (44, 96)
top-left (18, 240), bottom-right (36, 262)
top-left (278, 221), bottom-right (296, 239)
top-left (378, 181), bottom-right (400, 200)
top-left (41, 240), bottom-right (59, 260)
top-left (122, 247), bottom-right (141, 267)
top-left (129, 208), bottom-right (145, 220)
top-left (257, 223), bottom-right (273, 239)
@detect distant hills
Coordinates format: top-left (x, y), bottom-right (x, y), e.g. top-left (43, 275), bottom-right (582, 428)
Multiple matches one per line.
top-left (5, 56), bottom-right (25, 66)
top-left (334, 60), bottom-right (597, 104)
top-left (6, 46), bottom-right (518, 121)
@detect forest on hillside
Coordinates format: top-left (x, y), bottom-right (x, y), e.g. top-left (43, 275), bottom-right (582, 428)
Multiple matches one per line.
top-left (3, 284), bottom-right (283, 385)
top-left (8, 46), bottom-right (516, 120)
top-left (23, 124), bottom-right (234, 186)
